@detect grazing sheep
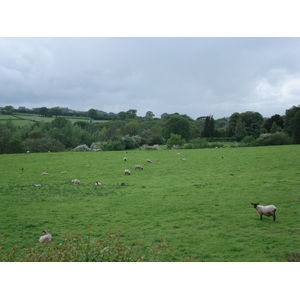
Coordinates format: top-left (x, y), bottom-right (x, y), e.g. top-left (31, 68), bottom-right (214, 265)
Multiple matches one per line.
top-left (180, 158), bottom-right (187, 161)
top-left (146, 159), bottom-right (152, 163)
top-left (95, 181), bottom-right (101, 186)
top-left (39, 230), bottom-right (52, 243)
top-left (72, 179), bottom-right (81, 185)
top-left (26, 151), bottom-right (30, 153)
top-left (85, 164), bottom-right (90, 167)
top-left (123, 157), bottom-right (128, 161)
top-left (251, 203), bottom-right (277, 221)
top-left (33, 184), bottom-right (42, 187)
top-left (42, 172), bottom-right (49, 175)
top-left (124, 169), bottom-right (131, 175)
top-left (177, 153), bottom-right (180, 155)
top-left (135, 165), bottom-right (143, 170)
top-left (61, 171), bottom-right (67, 174)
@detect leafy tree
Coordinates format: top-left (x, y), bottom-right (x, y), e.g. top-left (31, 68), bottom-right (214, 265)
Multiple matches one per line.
top-left (240, 111), bottom-right (264, 138)
top-left (234, 117), bottom-right (247, 141)
top-left (163, 115), bottom-right (191, 141)
top-left (87, 109), bottom-right (98, 119)
top-left (202, 115), bottom-right (215, 138)
top-left (121, 121), bottom-right (141, 136)
top-left (227, 112), bottom-right (240, 137)
top-left (263, 114), bottom-right (284, 132)
top-left (270, 122), bottom-right (279, 134)
top-left (284, 105), bottom-right (300, 144)
top-left (3, 106), bottom-right (14, 115)
top-left (49, 107), bottom-right (63, 118)
top-left (51, 117), bottom-right (69, 129)
top-left (28, 129), bottom-right (48, 139)
top-left (39, 107), bottom-right (49, 117)
top-left (166, 133), bottom-right (185, 149)
top-left (145, 111), bottom-right (155, 120)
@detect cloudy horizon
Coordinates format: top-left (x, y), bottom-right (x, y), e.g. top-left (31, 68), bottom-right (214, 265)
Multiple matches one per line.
top-left (1, 37), bottom-right (299, 120)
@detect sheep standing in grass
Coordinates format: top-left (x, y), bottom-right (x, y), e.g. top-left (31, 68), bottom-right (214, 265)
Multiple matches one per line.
top-left (251, 203), bottom-right (277, 221)
top-left (39, 230), bottom-right (52, 243)
top-left (42, 172), bottom-right (49, 175)
top-left (135, 165), bottom-right (143, 170)
top-left (72, 179), bottom-right (81, 185)
top-left (146, 159), bottom-right (152, 163)
top-left (124, 169), bottom-right (131, 175)
top-left (123, 157), bottom-right (128, 161)
top-left (95, 181), bottom-right (101, 186)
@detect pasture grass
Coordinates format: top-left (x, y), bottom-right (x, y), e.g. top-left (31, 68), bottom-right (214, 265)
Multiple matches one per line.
top-left (0, 145), bottom-right (300, 261)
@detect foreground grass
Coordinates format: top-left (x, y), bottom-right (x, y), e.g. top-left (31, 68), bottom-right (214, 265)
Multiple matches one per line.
top-left (0, 145), bottom-right (300, 261)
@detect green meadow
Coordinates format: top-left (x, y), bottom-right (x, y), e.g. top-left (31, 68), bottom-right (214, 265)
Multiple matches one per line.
top-left (0, 145), bottom-right (299, 261)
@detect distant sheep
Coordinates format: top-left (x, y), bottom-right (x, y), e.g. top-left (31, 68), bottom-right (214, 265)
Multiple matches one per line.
top-left (72, 179), bottom-right (81, 185)
top-left (146, 159), bottom-right (152, 163)
top-left (251, 203), bottom-right (277, 221)
top-left (180, 158), bottom-right (187, 161)
top-left (85, 164), bottom-right (90, 167)
top-left (39, 230), bottom-right (52, 243)
top-left (124, 169), bottom-right (131, 175)
top-left (33, 184), bottom-right (41, 187)
top-left (123, 157), bottom-right (128, 161)
top-left (42, 172), bottom-right (49, 175)
top-left (61, 171), bottom-right (67, 174)
top-left (95, 181), bottom-right (101, 186)
top-left (135, 165), bottom-right (143, 170)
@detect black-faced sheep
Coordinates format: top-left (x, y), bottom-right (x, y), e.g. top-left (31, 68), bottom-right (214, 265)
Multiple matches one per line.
top-left (39, 230), bottom-right (52, 243)
top-left (251, 203), bottom-right (277, 221)
top-left (124, 169), bottom-right (131, 175)
top-left (123, 157), bottom-right (128, 161)
top-left (95, 181), bottom-right (101, 186)
top-left (135, 165), bottom-right (143, 170)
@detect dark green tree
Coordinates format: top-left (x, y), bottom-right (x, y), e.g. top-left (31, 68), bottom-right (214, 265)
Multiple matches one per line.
top-left (49, 107), bottom-right (63, 118)
top-left (263, 114), bottom-right (284, 132)
top-left (39, 107), bottom-right (49, 117)
top-left (202, 115), bottom-right (215, 138)
top-left (227, 112), bottom-right (240, 137)
top-left (234, 117), bottom-right (247, 141)
top-left (87, 109), bottom-right (98, 119)
top-left (284, 105), bottom-right (300, 144)
top-left (240, 111), bottom-right (264, 138)
top-left (162, 115), bottom-right (191, 141)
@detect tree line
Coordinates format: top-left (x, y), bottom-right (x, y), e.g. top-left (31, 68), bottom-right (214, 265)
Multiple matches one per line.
top-left (0, 105), bottom-right (299, 154)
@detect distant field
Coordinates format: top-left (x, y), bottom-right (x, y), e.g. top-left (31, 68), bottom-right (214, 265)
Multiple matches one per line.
top-left (0, 145), bottom-right (299, 261)
top-left (0, 113), bottom-right (107, 126)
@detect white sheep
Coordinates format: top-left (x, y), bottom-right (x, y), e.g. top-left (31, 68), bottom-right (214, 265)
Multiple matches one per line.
top-left (180, 158), bottom-right (187, 161)
top-left (95, 181), bottom-right (101, 186)
top-left (72, 179), bottom-right (81, 185)
top-left (135, 165), bottom-right (143, 170)
top-left (123, 157), bottom-right (128, 161)
top-left (42, 172), bottom-right (49, 175)
top-left (33, 184), bottom-right (42, 187)
top-left (251, 203), bottom-right (277, 221)
top-left (124, 169), bottom-right (131, 175)
top-left (39, 230), bottom-right (52, 243)
top-left (146, 159), bottom-right (152, 163)
top-left (60, 171), bottom-right (67, 174)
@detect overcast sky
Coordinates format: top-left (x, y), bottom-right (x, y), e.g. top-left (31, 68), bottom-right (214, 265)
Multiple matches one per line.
top-left (1, 37), bottom-right (300, 119)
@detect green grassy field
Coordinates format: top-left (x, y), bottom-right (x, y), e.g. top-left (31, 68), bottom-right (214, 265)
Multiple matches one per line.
top-left (0, 145), bottom-right (299, 261)
top-left (0, 113), bottom-right (105, 126)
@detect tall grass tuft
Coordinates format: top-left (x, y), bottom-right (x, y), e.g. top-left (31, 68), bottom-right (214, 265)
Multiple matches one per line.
top-left (0, 228), bottom-right (174, 262)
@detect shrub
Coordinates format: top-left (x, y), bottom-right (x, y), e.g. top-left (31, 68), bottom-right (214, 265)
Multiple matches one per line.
top-left (189, 137), bottom-right (209, 149)
top-left (166, 133), bottom-right (185, 149)
top-left (24, 138), bottom-right (65, 152)
top-left (240, 135), bottom-right (256, 147)
top-left (72, 144), bottom-right (90, 151)
top-left (254, 132), bottom-right (293, 146)
top-left (121, 135), bottom-right (141, 149)
top-left (101, 140), bottom-right (125, 151)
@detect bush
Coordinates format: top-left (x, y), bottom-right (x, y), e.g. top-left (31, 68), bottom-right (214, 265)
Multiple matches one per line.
top-left (101, 140), bottom-right (125, 151)
top-left (24, 138), bottom-right (65, 152)
top-left (254, 132), bottom-right (293, 146)
top-left (72, 144), bottom-right (90, 151)
top-left (0, 230), bottom-right (174, 262)
top-left (121, 135), bottom-right (141, 149)
top-left (189, 137), bottom-right (209, 149)
top-left (240, 135), bottom-right (256, 147)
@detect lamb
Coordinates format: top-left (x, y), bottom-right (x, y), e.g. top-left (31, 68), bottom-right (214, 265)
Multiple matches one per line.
top-left (146, 159), bottom-right (152, 163)
top-left (135, 165), bottom-right (143, 170)
top-left (123, 157), bottom-right (128, 161)
top-left (124, 169), bottom-right (131, 175)
top-left (72, 179), bottom-right (81, 185)
top-left (39, 230), bottom-right (52, 243)
top-left (95, 181), bottom-right (101, 186)
top-left (251, 203), bottom-right (277, 221)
